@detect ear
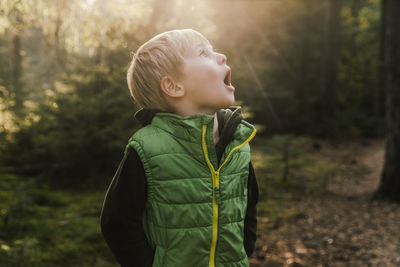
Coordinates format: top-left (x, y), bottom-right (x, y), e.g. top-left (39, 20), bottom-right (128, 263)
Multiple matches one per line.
top-left (160, 76), bottom-right (184, 98)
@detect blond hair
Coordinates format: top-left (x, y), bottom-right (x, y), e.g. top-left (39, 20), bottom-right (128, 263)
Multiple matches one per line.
top-left (127, 29), bottom-right (211, 111)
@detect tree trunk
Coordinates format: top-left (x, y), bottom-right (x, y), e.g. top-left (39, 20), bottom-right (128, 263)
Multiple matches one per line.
top-left (373, 0), bottom-right (400, 203)
top-left (11, 34), bottom-right (24, 118)
top-left (0, 36), bottom-right (3, 98)
top-left (375, 0), bottom-right (387, 118)
top-left (318, 0), bottom-right (342, 135)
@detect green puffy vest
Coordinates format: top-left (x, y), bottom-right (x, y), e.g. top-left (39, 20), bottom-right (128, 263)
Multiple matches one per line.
top-left (124, 112), bottom-right (256, 267)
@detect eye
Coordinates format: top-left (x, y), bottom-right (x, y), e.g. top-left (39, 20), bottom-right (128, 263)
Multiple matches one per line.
top-left (200, 49), bottom-right (208, 57)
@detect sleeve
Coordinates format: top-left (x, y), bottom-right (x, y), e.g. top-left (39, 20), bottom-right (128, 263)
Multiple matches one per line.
top-left (243, 161), bottom-right (259, 257)
top-left (100, 148), bottom-right (155, 267)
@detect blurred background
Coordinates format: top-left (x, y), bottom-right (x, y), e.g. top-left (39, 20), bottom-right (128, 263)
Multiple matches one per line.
top-left (1, 0), bottom-right (399, 266)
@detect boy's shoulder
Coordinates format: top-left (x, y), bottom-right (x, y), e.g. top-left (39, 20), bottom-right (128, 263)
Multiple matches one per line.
top-left (128, 108), bottom-right (165, 141)
top-left (126, 122), bottom-right (162, 146)
top-left (124, 124), bottom-right (164, 156)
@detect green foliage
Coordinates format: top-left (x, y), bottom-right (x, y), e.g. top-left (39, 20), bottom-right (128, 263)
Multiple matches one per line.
top-left (335, 0), bottom-right (382, 137)
top-left (3, 66), bottom-right (139, 188)
top-left (254, 134), bottom-right (312, 183)
top-left (252, 135), bottom-right (342, 202)
top-left (210, 0), bottom-right (381, 136)
top-left (0, 173), bottom-right (116, 266)
top-left (0, 0), bottom-right (385, 186)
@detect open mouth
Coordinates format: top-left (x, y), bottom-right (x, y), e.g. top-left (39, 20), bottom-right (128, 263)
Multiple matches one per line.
top-left (224, 69), bottom-right (231, 86)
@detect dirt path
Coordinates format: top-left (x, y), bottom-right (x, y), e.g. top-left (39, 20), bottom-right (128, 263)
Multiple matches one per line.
top-left (327, 140), bottom-right (384, 197)
top-left (250, 140), bottom-right (400, 267)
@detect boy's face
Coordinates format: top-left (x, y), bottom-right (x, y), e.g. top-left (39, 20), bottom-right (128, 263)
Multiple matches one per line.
top-left (177, 42), bottom-right (235, 115)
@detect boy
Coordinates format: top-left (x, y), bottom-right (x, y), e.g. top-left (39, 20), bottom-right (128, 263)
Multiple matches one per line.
top-left (100, 29), bottom-right (259, 267)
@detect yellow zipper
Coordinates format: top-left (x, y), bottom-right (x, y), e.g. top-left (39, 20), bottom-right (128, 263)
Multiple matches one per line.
top-left (201, 124), bottom-right (256, 267)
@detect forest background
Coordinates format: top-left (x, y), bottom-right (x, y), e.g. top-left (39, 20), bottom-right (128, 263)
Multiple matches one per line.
top-left (1, 0), bottom-right (399, 266)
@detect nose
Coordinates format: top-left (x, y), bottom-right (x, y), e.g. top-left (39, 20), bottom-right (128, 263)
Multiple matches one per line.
top-left (216, 53), bottom-right (227, 65)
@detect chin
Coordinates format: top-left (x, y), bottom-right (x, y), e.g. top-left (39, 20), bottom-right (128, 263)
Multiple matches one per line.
top-left (212, 95), bottom-right (235, 110)
top-left (227, 97), bottom-right (235, 107)
top-left (218, 101), bottom-right (235, 110)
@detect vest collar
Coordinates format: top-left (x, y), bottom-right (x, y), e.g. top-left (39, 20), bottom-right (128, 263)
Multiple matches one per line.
top-left (134, 107), bottom-right (243, 129)
top-left (134, 108), bottom-right (214, 143)
top-left (134, 107), bottom-right (254, 147)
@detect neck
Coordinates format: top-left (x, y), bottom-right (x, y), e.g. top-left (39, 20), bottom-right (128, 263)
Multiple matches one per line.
top-left (213, 112), bottom-right (220, 145)
top-left (173, 103), bottom-right (217, 117)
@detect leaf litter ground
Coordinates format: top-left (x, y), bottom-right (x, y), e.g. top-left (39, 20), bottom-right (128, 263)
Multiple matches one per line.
top-left (250, 139), bottom-right (400, 267)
